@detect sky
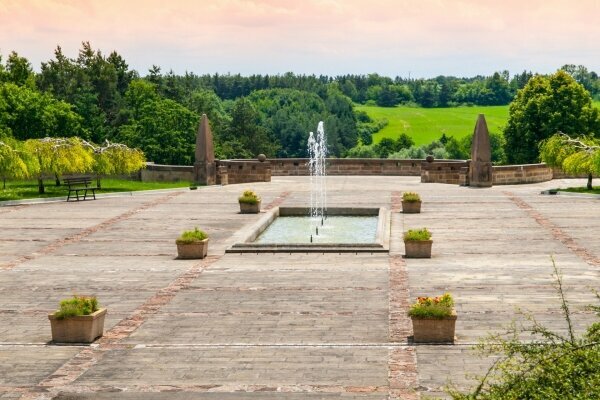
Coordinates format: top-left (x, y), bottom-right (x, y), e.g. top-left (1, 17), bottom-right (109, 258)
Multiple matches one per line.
top-left (0, 0), bottom-right (599, 78)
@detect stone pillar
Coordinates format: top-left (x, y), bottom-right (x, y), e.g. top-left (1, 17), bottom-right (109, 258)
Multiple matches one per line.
top-left (194, 114), bottom-right (217, 185)
top-left (216, 165), bottom-right (228, 185)
top-left (469, 114), bottom-right (493, 187)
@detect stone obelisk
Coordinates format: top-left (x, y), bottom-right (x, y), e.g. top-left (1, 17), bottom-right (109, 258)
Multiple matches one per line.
top-left (194, 114), bottom-right (216, 185)
top-left (469, 114), bottom-right (493, 187)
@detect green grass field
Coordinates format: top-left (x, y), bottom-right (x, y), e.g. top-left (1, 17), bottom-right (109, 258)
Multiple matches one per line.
top-left (356, 104), bottom-right (510, 145)
top-left (0, 178), bottom-right (192, 202)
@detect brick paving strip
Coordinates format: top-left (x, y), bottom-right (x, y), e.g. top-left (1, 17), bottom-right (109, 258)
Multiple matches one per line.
top-left (388, 256), bottom-right (419, 400)
top-left (0, 192), bottom-right (184, 271)
top-left (504, 191), bottom-right (600, 267)
top-left (262, 191), bottom-right (291, 211)
top-left (388, 191), bottom-right (419, 400)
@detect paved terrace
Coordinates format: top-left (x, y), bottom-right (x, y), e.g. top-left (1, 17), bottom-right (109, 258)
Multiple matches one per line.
top-left (0, 176), bottom-right (598, 399)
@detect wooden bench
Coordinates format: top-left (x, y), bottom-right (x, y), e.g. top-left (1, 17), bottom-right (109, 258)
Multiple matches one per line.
top-left (64, 176), bottom-right (97, 201)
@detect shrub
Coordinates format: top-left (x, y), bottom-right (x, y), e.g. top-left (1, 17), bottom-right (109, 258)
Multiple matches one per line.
top-left (345, 144), bottom-right (377, 158)
top-left (176, 227), bottom-right (208, 244)
top-left (404, 228), bottom-right (431, 241)
top-left (402, 192), bottom-right (421, 202)
top-left (55, 296), bottom-right (99, 319)
top-left (238, 189), bottom-right (260, 204)
top-left (388, 146), bottom-right (427, 160)
top-left (408, 293), bottom-right (454, 319)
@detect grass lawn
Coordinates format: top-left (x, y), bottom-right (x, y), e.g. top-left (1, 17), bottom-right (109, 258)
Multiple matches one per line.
top-left (0, 178), bottom-right (192, 202)
top-left (356, 104), bottom-right (510, 145)
top-left (559, 186), bottom-right (600, 195)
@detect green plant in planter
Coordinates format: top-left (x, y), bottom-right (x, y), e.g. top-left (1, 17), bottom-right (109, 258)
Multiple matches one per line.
top-left (408, 293), bottom-right (454, 319)
top-left (402, 192), bottom-right (421, 202)
top-left (176, 227), bottom-right (208, 244)
top-left (238, 190), bottom-right (260, 204)
top-left (55, 295), bottom-right (99, 319)
top-left (404, 228), bottom-right (431, 241)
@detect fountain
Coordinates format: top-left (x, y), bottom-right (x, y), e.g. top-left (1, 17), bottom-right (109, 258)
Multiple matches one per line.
top-left (307, 121), bottom-right (328, 242)
top-left (228, 122), bottom-right (390, 253)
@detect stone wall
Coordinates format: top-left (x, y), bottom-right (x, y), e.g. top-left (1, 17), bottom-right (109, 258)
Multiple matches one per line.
top-left (141, 161), bottom-right (271, 184)
top-left (140, 159), bottom-right (570, 187)
top-left (551, 167), bottom-right (589, 179)
top-left (218, 160), bottom-right (271, 184)
top-left (269, 158), bottom-right (422, 176)
top-left (140, 163), bottom-right (194, 182)
top-left (492, 164), bottom-right (554, 185)
top-left (420, 161), bottom-right (469, 184)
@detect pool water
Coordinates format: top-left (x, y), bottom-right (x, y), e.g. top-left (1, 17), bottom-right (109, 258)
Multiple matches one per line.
top-left (254, 216), bottom-right (378, 244)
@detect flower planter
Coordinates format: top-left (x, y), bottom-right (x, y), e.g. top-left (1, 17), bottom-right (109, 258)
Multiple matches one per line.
top-left (404, 239), bottom-right (432, 258)
top-left (411, 309), bottom-right (457, 343)
top-left (239, 200), bottom-right (261, 214)
top-left (402, 200), bottom-right (421, 213)
top-left (48, 308), bottom-right (106, 343)
top-left (176, 238), bottom-right (209, 259)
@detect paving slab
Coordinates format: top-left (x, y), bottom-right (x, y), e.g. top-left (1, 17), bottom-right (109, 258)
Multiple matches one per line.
top-left (0, 346), bottom-right (80, 386)
top-left (73, 347), bottom-right (389, 387)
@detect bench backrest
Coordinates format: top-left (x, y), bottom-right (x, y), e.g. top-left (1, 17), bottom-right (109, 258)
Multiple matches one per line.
top-left (63, 176), bottom-right (93, 187)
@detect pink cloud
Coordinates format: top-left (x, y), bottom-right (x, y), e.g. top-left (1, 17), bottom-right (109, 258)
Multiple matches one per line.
top-left (0, 0), bottom-right (598, 76)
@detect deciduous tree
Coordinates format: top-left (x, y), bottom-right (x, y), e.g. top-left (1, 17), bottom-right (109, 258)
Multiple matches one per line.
top-left (0, 137), bottom-right (29, 188)
top-left (540, 132), bottom-right (600, 189)
top-left (25, 137), bottom-right (93, 193)
top-left (82, 140), bottom-right (146, 188)
top-left (504, 71), bottom-right (600, 164)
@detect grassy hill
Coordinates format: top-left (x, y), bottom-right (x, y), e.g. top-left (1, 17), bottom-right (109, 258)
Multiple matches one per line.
top-left (358, 101), bottom-right (600, 145)
top-left (356, 105), bottom-right (510, 145)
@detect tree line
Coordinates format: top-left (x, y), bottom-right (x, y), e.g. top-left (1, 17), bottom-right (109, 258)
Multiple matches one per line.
top-left (1, 42), bottom-right (599, 166)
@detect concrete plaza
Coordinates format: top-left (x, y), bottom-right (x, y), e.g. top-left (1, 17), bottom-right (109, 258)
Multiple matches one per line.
top-left (1, 176), bottom-right (598, 399)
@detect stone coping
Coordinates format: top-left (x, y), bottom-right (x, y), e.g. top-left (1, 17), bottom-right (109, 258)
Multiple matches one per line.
top-left (227, 206), bottom-right (390, 253)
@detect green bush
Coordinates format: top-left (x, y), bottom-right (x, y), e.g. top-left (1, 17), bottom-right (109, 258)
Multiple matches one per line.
top-left (176, 227), bottom-right (208, 244)
top-left (238, 189), bottom-right (260, 204)
top-left (408, 293), bottom-right (454, 319)
top-left (55, 296), bottom-right (99, 319)
top-left (402, 192), bottom-right (421, 202)
top-left (404, 228), bottom-right (431, 241)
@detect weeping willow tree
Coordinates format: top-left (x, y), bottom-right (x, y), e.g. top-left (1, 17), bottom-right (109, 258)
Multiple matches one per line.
top-left (24, 137), bottom-right (94, 194)
top-left (0, 138), bottom-right (30, 189)
top-left (540, 132), bottom-right (600, 190)
top-left (82, 140), bottom-right (146, 189)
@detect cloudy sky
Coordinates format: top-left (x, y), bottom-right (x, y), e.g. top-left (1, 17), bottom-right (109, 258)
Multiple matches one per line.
top-left (0, 0), bottom-right (598, 78)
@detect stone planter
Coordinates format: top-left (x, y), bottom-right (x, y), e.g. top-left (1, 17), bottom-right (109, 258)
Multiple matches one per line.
top-left (402, 200), bottom-right (421, 213)
top-left (176, 239), bottom-right (209, 259)
top-left (404, 240), bottom-right (432, 258)
top-left (48, 308), bottom-right (106, 343)
top-left (239, 200), bottom-right (261, 214)
top-left (411, 309), bottom-right (457, 343)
